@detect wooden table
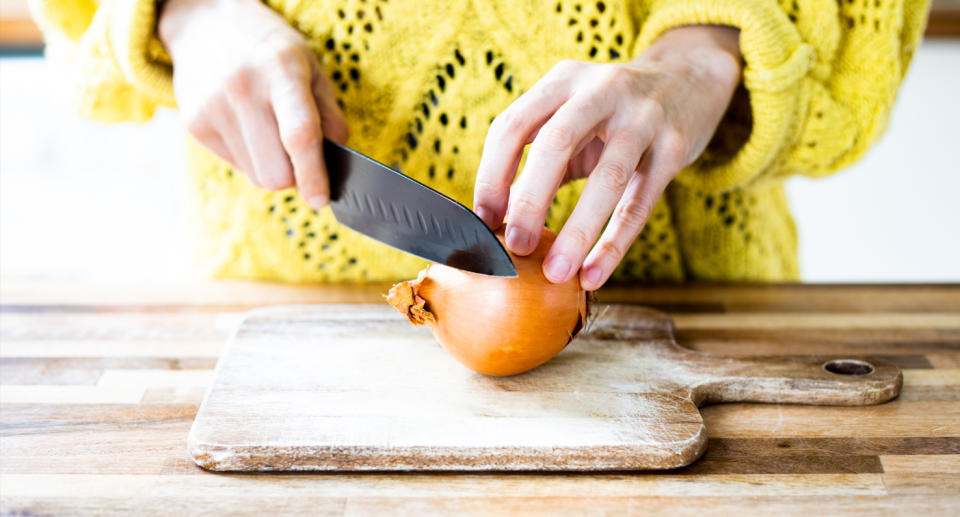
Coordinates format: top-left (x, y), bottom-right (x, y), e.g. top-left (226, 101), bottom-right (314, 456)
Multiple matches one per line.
top-left (2, 279), bottom-right (958, 515)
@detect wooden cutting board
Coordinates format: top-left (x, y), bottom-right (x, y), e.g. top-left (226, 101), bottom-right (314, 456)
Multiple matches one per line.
top-left (189, 304), bottom-right (902, 471)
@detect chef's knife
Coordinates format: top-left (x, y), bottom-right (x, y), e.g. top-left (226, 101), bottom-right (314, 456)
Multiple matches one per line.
top-left (323, 139), bottom-right (517, 277)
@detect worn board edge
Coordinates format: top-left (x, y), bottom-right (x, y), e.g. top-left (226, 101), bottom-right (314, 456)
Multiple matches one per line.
top-left (187, 435), bottom-right (709, 472)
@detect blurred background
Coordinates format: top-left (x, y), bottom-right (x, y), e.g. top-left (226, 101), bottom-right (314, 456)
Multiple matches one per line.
top-left (1, 0), bottom-right (958, 283)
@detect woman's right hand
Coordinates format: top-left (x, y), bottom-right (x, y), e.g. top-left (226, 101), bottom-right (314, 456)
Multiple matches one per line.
top-left (159, 0), bottom-right (348, 209)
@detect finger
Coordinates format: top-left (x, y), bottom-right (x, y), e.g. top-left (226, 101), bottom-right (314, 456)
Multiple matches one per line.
top-left (235, 102), bottom-right (295, 191)
top-left (273, 78), bottom-right (329, 209)
top-left (504, 94), bottom-right (614, 256)
top-left (542, 131), bottom-right (649, 284)
top-left (311, 67), bottom-right (349, 143)
top-left (186, 117), bottom-right (235, 169)
top-left (225, 72), bottom-right (295, 191)
top-left (580, 141), bottom-right (677, 290)
top-left (185, 97), bottom-right (259, 184)
top-left (213, 105), bottom-right (260, 187)
top-left (473, 64), bottom-right (577, 230)
top-left (565, 136), bottom-right (605, 181)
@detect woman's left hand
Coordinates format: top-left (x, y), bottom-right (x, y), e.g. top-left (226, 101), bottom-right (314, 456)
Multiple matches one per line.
top-left (473, 25), bottom-right (742, 290)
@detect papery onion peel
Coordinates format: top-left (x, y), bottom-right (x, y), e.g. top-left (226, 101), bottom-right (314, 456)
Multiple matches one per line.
top-left (387, 227), bottom-right (588, 376)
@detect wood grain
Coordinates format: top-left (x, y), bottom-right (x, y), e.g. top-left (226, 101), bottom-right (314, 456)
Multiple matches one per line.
top-left (927, 1), bottom-right (960, 37)
top-left (187, 304), bottom-right (901, 471)
top-left (1, 281), bottom-right (958, 515)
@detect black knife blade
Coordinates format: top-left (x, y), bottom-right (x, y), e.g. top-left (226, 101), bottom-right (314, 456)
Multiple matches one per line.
top-left (323, 139), bottom-right (517, 277)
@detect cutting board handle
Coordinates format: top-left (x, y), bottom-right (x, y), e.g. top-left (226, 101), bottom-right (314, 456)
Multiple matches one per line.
top-left (585, 304), bottom-right (903, 407)
top-left (686, 353), bottom-right (903, 406)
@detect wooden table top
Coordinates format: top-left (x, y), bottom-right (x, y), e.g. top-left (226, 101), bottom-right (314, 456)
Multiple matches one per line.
top-left (2, 279), bottom-right (959, 515)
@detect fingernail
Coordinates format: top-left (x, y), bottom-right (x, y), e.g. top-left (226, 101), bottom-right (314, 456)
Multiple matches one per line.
top-left (544, 254), bottom-right (572, 283)
top-left (582, 266), bottom-right (603, 290)
top-left (506, 226), bottom-right (532, 253)
top-left (308, 195), bottom-right (329, 210)
top-left (475, 206), bottom-right (494, 227)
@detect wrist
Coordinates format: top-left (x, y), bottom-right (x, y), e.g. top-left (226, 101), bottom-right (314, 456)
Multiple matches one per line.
top-left (159, 0), bottom-right (242, 54)
top-left (636, 25), bottom-right (742, 90)
top-left (158, 0), bottom-right (201, 53)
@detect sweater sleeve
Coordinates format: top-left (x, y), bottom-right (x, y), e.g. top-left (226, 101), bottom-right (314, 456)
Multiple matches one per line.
top-left (29, 0), bottom-right (175, 123)
top-left (634, 0), bottom-right (931, 192)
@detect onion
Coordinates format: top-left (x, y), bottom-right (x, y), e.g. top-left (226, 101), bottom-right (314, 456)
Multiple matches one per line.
top-left (386, 227), bottom-right (588, 376)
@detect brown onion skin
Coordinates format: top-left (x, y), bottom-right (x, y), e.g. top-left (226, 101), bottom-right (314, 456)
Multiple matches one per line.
top-left (412, 228), bottom-right (587, 376)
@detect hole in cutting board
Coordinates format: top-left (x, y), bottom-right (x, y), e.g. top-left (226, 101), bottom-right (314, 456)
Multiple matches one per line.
top-left (823, 359), bottom-right (874, 376)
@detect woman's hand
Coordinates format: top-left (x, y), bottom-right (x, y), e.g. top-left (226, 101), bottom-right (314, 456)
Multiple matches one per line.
top-left (159, 0), bottom-right (348, 209)
top-left (473, 25), bottom-right (741, 290)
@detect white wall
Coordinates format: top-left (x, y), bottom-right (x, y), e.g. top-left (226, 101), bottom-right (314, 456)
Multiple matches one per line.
top-left (0, 58), bottom-right (192, 282)
top-left (1, 40), bottom-right (958, 283)
top-left (785, 40), bottom-right (960, 282)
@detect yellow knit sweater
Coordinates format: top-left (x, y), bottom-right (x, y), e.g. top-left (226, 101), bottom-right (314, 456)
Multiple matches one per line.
top-left (31, 0), bottom-right (930, 283)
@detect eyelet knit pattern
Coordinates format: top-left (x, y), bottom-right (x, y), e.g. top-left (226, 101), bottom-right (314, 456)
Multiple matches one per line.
top-left (31, 0), bottom-right (930, 282)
